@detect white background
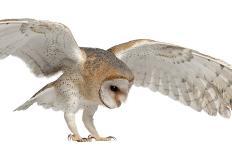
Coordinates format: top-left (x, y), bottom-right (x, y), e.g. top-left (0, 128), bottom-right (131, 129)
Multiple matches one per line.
top-left (0, 0), bottom-right (232, 155)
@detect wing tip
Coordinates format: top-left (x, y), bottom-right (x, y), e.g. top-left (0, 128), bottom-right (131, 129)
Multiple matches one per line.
top-left (0, 18), bottom-right (35, 24)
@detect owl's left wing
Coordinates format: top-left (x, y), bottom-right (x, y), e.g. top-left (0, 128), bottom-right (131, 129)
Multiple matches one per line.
top-left (108, 39), bottom-right (232, 118)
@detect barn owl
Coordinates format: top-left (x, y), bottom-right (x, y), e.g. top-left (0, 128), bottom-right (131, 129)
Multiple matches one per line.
top-left (1, 19), bottom-right (232, 142)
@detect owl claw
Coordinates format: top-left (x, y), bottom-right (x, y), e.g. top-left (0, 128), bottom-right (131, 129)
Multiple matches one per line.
top-left (68, 134), bottom-right (73, 141)
top-left (68, 134), bottom-right (90, 142)
top-left (87, 135), bottom-right (116, 141)
top-left (87, 135), bottom-right (96, 141)
top-left (76, 138), bottom-right (89, 142)
top-left (68, 134), bottom-right (116, 142)
top-left (107, 136), bottom-right (116, 141)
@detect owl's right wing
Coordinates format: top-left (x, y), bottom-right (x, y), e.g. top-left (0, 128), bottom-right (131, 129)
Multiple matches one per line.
top-left (0, 18), bottom-right (85, 77)
top-left (109, 39), bottom-right (232, 118)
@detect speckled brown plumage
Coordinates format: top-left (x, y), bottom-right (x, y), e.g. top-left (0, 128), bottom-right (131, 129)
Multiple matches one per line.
top-left (2, 19), bottom-right (232, 143)
top-left (54, 47), bottom-right (134, 102)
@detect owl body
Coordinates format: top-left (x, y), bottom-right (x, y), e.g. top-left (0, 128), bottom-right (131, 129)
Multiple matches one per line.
top-left (1, 19), bottom-right (232, 142)
top-left (31, 47), bottom-right (133, 113)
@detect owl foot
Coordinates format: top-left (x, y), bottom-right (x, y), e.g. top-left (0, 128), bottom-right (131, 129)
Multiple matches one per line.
top-left (68, 134), bottom-right (90, 142)
top-left (87, 135), bottom-right (116, 141)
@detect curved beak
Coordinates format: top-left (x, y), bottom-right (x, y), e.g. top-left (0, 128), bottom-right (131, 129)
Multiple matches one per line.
top-left (115, 92), bottom-right (127, 107)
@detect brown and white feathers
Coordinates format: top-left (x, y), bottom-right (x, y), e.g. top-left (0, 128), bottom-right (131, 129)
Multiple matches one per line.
top-left (108, 39), bottom-right (232, 118)
top-left (77, 48), bottom-right (134, 108)
top-left (0, 18), bottom-right (85, 76)
top-left (1, 19), bottom-right (232, 118)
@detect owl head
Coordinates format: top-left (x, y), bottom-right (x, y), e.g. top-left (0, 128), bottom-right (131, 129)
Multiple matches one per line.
top-left (82, 48), bottom-right (134, 109)
top-left (99, 78), bottom-right (133, 109)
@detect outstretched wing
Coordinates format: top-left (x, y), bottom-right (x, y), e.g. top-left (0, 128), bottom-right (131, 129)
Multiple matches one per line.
top-left (0, 18), bottom-right (85, 76)
top-left (108, 39), bottom-right (232, 118)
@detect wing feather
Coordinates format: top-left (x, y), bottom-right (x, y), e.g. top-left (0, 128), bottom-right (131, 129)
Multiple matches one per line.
top-left (0, 18), bottom-right (85, 77)
top-left (109, 39), bottom-right (232, 118)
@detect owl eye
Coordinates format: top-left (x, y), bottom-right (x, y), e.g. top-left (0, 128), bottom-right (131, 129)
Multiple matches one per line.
top-left (110, 85), bottom-right (119, 92)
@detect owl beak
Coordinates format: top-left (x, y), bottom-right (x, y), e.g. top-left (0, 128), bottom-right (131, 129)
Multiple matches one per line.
top-left (115, 93), bottom-right (127, 107)
top-left (116, 100), bottom-right (122, 107)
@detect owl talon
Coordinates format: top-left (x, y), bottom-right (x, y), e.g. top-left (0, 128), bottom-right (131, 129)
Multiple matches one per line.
top-left (76, 138), bottom-right (89, 142)
top-left (88, 135), bottom-right (116, 141)
top-left (68, 134), bottom-right (90, 142)
top-left (68, 134), bottom-right (73, 141)
top-left (107, 136), bottom-right (116, 140)
top-left (87, 135), bottom-right (96, 141)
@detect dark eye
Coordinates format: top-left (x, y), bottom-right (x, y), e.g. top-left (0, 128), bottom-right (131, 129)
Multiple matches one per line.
top-left (110, 85), bottom-right (119, 92)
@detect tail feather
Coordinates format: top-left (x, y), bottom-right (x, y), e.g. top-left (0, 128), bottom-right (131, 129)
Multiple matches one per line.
top-left (14, 81), bottom-right (56, 111)
top-left (14, 98), bottom-right (35, 111)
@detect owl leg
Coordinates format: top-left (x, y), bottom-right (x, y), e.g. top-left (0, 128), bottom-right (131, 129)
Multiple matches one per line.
top-left (64, 112), bottom-right (89, 142)
top-left (82, 106), bottom-right (116, 141)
